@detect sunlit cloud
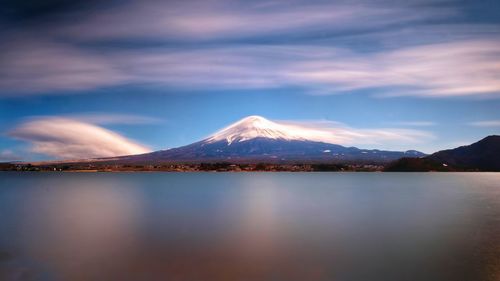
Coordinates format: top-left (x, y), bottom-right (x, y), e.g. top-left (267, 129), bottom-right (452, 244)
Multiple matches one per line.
top-left (287, 40), bottom-right (500, 97)
top-left (9, 118), bottom-right (150, 159)
top-left (138, 40), bottom-right (500, 97)
top-left (62, 0), bottom-right (453, 41)
top-left (275, 119), bottom-right (435, 150)
top-left (0, 0), bottom-right (498, 99)
top-left (468, 120), bottom-right (500, 127)
top-left (1, 39), bottom-right (499, 98)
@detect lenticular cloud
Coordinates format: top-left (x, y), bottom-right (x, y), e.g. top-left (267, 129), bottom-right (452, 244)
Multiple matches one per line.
top-left (10, 118), bottom-right (150, 159)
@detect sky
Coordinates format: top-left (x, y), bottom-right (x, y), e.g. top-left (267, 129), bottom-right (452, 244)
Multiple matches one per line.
top-left (1, 0), bottom-right (500, 161)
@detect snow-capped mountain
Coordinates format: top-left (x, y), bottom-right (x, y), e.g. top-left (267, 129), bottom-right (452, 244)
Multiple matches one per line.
top-left (205, 115), bottom-right (306, 144)
top-left (108, 115), bottom-right (426, 164)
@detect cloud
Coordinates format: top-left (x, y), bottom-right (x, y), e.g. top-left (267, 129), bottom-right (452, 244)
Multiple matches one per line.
top-left (468, 120), bottom-right (500, 127)
top-left (9, 117), bottom-right (150, 159)
top-left (287, 40), bottom-right (500, 97)
top-left (1, 38), bottom-right (500, 98)
top-left (0, 0), bottom-right (499, 98)
top-left (61, 0), bottom-right (453, 41)
top-left (140, 40), bottom-right (500, 97)
top-left (273, 119), bottom-right (435, 151)
top-left (339, 23), bottom-right (500, 50)
top-left (63, 113), bottom-right (163, 125)
top-left (22, 113), bottom-right (162, 125)
top-left (0, 39), bottom-right (128, 94)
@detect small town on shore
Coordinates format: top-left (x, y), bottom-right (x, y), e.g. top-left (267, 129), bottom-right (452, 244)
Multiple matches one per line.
top-left (0, 162), bottom-right (385, 172)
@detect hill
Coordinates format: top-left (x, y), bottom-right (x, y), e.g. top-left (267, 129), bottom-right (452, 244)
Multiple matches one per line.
top-left (386, 136), bottom-right (500, 171)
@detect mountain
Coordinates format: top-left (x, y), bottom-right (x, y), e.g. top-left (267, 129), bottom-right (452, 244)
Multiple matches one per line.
top-left (386, 135), bottom-right (500, 171)
top-left (106, 116), bottom-right (425, 164)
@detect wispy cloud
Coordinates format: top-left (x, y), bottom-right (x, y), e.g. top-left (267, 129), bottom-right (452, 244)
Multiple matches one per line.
top-left (2, 39), bottom-right (500, 98)
top-left (273, 119), bottom-right (435, 151)
top-left (21, 113), bottom-right (163, 125)
top-left (0, 39), bottom-right (128, 94)
top-left (288, 40), bottom-right (500, 97)
top-left (468, 120), bottom-right (500, 127)
top-left (62, 0), bottom-right (454, 41)
top-left (64, 113), bottom-right (163, 125)
top-left (9, 117), bottom-right (151, 159)
top-left (0, 0), bottom-right (499, 98)
top-left (142, 40), bottom-right (500, 97)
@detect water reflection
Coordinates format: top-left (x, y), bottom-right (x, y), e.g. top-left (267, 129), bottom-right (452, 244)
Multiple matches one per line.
top-left (0, 172), bottom-right (498, 281)
top-left (237, 177), bottom-right (280, 258)
top-left (2, 174), bottom-right (144, 280)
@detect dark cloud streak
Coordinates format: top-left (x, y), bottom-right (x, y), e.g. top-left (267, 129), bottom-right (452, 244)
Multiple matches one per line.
top-left (0, 0), bottom-right (111, 24)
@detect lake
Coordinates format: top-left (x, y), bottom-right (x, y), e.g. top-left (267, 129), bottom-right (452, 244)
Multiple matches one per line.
top-left (0, 172), bottom-right (499, 281)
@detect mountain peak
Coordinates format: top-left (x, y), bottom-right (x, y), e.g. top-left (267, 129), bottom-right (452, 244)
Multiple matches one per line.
top-left (240, 115), bottom-right (268, 122)
top-left (205, 115), bottom-right (305, 144)
top-left (479, 135), bottom-right (500, 143)
top-left (235, 115), bottom-right (273, 128)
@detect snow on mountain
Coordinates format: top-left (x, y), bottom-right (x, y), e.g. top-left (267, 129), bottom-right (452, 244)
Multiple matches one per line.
top-left (87, 115), bottom-right (427, 164)
top-left (205, 115), bottom-right (308, 144)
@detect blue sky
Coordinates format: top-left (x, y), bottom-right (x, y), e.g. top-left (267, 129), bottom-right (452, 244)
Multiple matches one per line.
top-left (1, 0), bottom-right (500, 160)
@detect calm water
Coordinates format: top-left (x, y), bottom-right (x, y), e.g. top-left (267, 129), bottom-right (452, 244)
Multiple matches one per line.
top-left (0, 172), bottom-right (499, 281)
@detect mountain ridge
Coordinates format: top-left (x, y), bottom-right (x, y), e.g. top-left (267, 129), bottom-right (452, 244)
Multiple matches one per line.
top-left (103, 115), bottom-right (426, 164)
top-left (386, 135), bottom-right (500, 171)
